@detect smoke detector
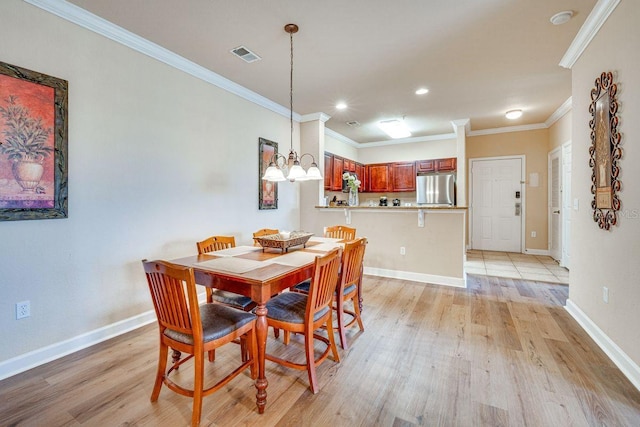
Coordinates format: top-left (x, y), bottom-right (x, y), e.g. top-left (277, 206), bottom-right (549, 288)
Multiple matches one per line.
top-left (230, 46), bottom-right (262, 63)
top-left (346, 121), bottom-right (361, 127)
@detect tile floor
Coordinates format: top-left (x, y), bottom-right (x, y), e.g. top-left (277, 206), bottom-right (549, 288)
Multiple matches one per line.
top-left (465, 250), bottom-right (569, 284)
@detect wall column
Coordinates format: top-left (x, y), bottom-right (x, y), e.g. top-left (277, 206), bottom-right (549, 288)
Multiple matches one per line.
top-left (451, 119), bottom-right (469, 207)
top-left (300, 113), bottom-right (330, 230)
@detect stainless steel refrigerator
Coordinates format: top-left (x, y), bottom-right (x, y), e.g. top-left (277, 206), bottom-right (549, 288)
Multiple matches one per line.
top-left (416, 172), bottom-right (456, 206)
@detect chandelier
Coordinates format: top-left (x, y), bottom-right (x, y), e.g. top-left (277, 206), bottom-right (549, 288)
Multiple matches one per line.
top-left (262, 24), bottom-right (322, 182)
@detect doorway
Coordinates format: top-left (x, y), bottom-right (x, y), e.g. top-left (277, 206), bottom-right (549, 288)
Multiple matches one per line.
top-left (548, 142), bottom-right (572, 268)
top-left (470, 156), bottom-right (525, 252)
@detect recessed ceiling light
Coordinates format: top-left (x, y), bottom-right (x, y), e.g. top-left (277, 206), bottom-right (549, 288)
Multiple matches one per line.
top-left (378, 119), bottom-right (411, 139)
top-left (336, 102), bottom-right (347, 110)
top-left (505, 109), bottom-right (523, 120)
top-left (415, 88), bottom-right (429, 95)
top-left (550, 10), bottom-right (574, 25)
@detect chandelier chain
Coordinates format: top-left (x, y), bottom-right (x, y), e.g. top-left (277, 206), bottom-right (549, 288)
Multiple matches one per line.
top-left (289, 29), bottom-right (294, 152)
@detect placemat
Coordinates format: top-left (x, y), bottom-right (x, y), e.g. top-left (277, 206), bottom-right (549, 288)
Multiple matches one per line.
top-left (211, 245), bottom-right (262, 257)
top-left (309, 236), bottom-right (342, 243)
top-left (195, 257), bottom-right (265, 274)
top-left (263, 251), bottom-right (320, 267)
top-left (304, 242), bottom-right (344, 252)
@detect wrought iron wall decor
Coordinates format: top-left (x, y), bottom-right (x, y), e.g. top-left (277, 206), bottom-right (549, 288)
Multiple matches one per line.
top-left (589, 71), bottom-right (622, 230)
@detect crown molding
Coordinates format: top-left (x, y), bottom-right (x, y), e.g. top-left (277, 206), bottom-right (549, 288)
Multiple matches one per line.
top-left (451, 119), bottom-right (471, 135)
top-left (468, 123), bottom-right (547, 137)
top-left (545, 97), bottom-right (572, 127)
top-left (324, 128), bottom-right (360, 147)
top-left (301, 112), bottom-right (331, 123)
top-left (559, 0), bottom-right (621, 69)
top-left (24, 0), bottom-right (296, 120)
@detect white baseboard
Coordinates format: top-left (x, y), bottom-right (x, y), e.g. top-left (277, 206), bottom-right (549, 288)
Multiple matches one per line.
top-left (364, 267), bottom-right (466, 288)
top-left (524, 248), bottom-right (551, 256)
top-left (565, 299), bottom-right (640, 392)
top-left (0, 309), bottom-right (157, 381)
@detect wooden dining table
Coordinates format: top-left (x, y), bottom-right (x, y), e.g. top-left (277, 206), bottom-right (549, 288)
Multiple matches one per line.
top-left (168, 237), bottom-right (344, 414)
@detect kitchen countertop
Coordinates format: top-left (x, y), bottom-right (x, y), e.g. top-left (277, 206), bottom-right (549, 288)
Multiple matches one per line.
top-left (315, 205), bottom-right (467, 210)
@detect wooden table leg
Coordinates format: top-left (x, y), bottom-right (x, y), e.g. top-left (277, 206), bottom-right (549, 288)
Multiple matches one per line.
top-left (254, 303), bottom-right (268, 413)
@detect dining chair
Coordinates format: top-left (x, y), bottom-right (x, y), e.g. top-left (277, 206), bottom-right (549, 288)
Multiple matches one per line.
top-left (292, 238), bottom-right (367, 349)
top-left (196, 236), bottom-right (256, 312)
top-left (323, 225), bottom-right (356, 240)
top-left (142, 259), bottom-right (257, 427)
top-left (264, 248), bottom-right (341, 393)
top-left (253, 228), bottom-right (279, 246)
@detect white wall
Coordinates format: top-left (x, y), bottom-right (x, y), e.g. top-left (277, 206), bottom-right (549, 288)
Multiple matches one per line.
top-left (0, 0), bottom-right (298, 367)
top-left (569, 0), bottom-right (640, 368)
top-left (325, 133), bottom-right (358, 161)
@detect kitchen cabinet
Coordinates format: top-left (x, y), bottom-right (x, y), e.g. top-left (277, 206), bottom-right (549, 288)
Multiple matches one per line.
top-left (416, 157), bottom-right (457, 173)
top-left (416, 160), bottom-right (435, 173)
top-left (344, 159), bottom-right (356, 173)
top-left (435, 157), bottom-right (457, 172)
top-left (390, 162), bottom-right (416, 191)
top-left (331, 156), bottom-right (344, 191)
top-left (366, 164), bottom-right (390, 192)
top-left (324, 152), bottom-right (333, 190)
top-left (355, 163), bottom-right (365, 190)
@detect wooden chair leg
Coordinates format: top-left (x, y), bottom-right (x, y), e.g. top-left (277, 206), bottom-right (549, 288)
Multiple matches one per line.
top-left (326, 315), bottom-right (341, 363)
top-left (304, 327), bottom-right (319, 394)
top-left (336, 297), bottom-right (348, 350)
top-left (208, 349), bottom-right (215, 363)
top-left (352, 295), bottom-right (364, 331)
top-left (273, 328), bottom-right (280, 339)
top-left (247, 329), bottom-right (258, 379)
top-left (171, 349), bottom-right (181, 367)
top-left (191, 351), bottom-right (205, 427)
top-left (284, 330), bottom-right (291, 345)
top-left (151, 343), bottom-right (169, 401)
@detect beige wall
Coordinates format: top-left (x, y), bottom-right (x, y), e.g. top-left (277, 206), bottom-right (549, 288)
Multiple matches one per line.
top-left (325, 133), bottom-right (358, 161)
top-left (569, 0), bottom-right (640, 367)
top-left (304, 209), bottom-right (465, 282)
top-left (358, 138), bottom-right (456, 164)
top-left (0, 1), bottom-right (297, 365)
top-left (466, 129), bottom-right (550, 250)
top-left (549, 110), bottom-right (572, 151)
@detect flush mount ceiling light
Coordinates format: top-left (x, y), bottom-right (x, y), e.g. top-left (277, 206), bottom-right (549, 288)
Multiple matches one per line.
top-left (262, 24), bottom-right (322, 183)
top-left (378, 119), bottom-right (411, 139)
top-left (505, 109), bottom-right (523, 120)
top-left (550, 10), bottom-right (574, 25)
top-left (415, 88), bottom-right (429, 95)
top-left (336, 102), bottom-right (347, 110)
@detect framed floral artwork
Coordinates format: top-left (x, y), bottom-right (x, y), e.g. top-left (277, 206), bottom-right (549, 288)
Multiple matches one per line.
top-left (589, 71), bottom-right (622, 230)
top-left (0, 61), bottom-right (68, 221)
top-left (258, 137), bottom-right (278, 210)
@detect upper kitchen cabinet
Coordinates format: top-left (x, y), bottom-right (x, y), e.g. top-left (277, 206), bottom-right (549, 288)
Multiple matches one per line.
top-left (390, 162), bottom-right (416, 191)
top-left (416, 159), bottom-right (435, 173)
top-left (324, 152), bottom-right (333, 190)
top-left (417, 157), bottom-right (457, 173)
top-left (331, 155), bottom-right (344, 191)
top-left (435, 157), bottom-right (457, 172)
top-left (366, 163), bottom-right (390, 192)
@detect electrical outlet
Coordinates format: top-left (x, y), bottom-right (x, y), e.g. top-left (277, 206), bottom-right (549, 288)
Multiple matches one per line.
top-left (400, 246), bottom-right (406, 255)
top-left (531, 231), bottom-right (537, 238)
top-left (603, 287), bottom-right (609, 304)
top-left (16, 301), bottom-right (30, 319)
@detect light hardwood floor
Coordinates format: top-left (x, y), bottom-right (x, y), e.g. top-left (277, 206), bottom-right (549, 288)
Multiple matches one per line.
top-left (1, 274), bottom-right (639, 426)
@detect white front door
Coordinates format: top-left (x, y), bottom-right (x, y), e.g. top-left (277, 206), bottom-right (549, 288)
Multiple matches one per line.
top-left (549, 148), bottom-right (562, 261)
top-left (471, 157), bottom-right (523, 252)
top-left (561, 142), bottom-right (572, 269)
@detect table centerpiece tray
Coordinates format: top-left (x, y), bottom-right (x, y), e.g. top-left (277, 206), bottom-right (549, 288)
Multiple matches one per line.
top-left (254, 232), bottom-right (314, 253)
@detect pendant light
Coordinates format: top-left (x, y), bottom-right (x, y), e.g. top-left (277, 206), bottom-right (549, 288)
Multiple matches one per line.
top-left (262, 24), bottom-right (322, 183)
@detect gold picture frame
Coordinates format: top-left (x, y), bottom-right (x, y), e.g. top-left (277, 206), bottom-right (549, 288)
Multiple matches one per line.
top-left (589, 71), bottom-right (622, 230)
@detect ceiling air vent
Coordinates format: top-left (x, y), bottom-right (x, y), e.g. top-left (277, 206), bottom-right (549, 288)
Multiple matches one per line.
top-left (230, 46), bottom-right (262, 63)
top-left (346, 121), bottom-right (361, 127)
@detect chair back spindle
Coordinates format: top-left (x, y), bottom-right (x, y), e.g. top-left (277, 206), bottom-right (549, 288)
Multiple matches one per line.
top-left (324, 225), bottom-right (356, 240)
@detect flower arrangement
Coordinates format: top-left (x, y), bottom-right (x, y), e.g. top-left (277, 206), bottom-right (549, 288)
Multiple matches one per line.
top-left (342, 172), bottom-right (361, 191)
